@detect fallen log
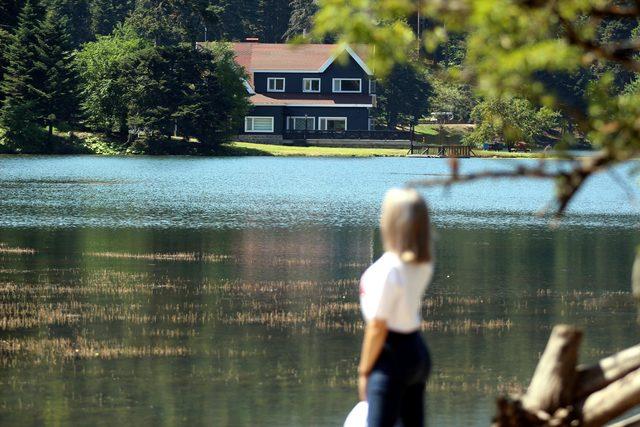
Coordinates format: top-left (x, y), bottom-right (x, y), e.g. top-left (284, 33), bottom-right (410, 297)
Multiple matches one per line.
top-left (575, 343), bottom-right (640, 399)
top-left (608, 413), bottom-right (640, 427)
top-left (493, 325), bottom-right (640, 427)
top-left (521, 325), bottom-right (582, 414)
top-left (581, 367), bottom-right (640, 427)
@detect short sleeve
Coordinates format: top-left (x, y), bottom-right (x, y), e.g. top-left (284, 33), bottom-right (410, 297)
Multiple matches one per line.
top-left (369, 267), bottom-right (400, 321)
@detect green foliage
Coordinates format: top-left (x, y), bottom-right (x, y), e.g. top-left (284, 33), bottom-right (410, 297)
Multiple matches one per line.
top-left (623, 76), bottom-right (640, 95)
top-left (0, 28), bottom-right (11, 102)
top-left (313, 0), bottom-right (640, 158)
top-left (125, 0), bottom-right (213, 45)
top-left (75, 26), bottom-right (148, 135)
top-left (0, 0), bottom-right (24, 28)
top-left (428, 76), bottom-right (476, 123)
top-left (77, 33), bottom-right (249, 150)
top-left (89, 0), bottom-right (134, 37)
top-left (259, 0), bottom-right (290, 42)
top-left (464, 97), bottom-right (562, 148)
top-left (46, 0), bottom-right (93, 47)
top-left (0, 0), bottom-right (48, 147)
top-left (204, 0), bottom-right (261, 41)
top-left (178, 42), bottom-right (251, 149)
top-left (285, 0), bottom-right (317, 39)
top-left (40, 6), bottom-right (80, 131)
top-left (376, 60), bottom-right (433, 128)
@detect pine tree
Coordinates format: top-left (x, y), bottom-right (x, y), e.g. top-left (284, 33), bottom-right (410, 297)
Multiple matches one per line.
top-left (126, 0), bottom-right (208, 45)
top-left (259, 0), bottom-right (291, 42)
top-left (285, 0), bottom-right (316, 39)
top-left (90, 0), bottom-right (134, 37)
top-left (0, 0), bottom-right (48, 148)
top-left (40, 6), bottom-right (80, 136)
top-left (0, 28), bottom-right (11, 102)
top-left (47, 0), bottom-right (92, 47)
top-left (0, 0), bottom-right (25, 29)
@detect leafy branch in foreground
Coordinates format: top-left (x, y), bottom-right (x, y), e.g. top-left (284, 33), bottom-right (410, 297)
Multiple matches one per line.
top-left (313, 0), bottom-right (640, 215)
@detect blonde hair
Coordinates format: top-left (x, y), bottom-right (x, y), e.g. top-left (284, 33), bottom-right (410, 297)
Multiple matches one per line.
top-left (380, 188), bottom-right (432, 264)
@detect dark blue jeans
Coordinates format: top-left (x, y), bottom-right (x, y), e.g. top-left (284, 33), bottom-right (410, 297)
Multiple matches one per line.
top-left (366, 331), bottom-right (431, 427)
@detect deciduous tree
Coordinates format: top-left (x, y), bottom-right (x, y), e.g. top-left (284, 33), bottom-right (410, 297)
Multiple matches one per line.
top-left (75, 26), bottom-right (148, 136)
top-left (464, 97), bottom-right (562, 148)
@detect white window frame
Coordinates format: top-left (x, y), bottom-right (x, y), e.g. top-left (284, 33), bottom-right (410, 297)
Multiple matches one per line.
top-left (332, 78), bottom-right (362, 93)
top-left (244, 116), bottom-right (274, 133)
top-left (267, 77), bottom-right (285, 92)
top-left (303, 78), bottom-right (321, 93)
top-left (286, 116), bottom-right (316, 131)
top-left (318, 117), bottom-right (348, 131)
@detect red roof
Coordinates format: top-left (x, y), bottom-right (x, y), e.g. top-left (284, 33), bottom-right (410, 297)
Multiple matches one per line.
top-left (230, 43), bottom-right (370, 74)
top-left (195, 42), bottom-right (374, 106)
top-left (250, 93), bottom-right (373, 106)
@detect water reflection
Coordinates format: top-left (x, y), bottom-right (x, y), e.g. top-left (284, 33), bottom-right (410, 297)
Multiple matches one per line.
top-left (0, 224), bottom-right (637, 426)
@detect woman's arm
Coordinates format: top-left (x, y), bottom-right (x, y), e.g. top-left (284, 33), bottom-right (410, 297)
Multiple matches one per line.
top-left (357, 318), bottom-right (388, 400)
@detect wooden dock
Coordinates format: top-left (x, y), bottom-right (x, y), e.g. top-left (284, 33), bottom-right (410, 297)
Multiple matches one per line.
top-left (407, 144), bottom-right (474, 158)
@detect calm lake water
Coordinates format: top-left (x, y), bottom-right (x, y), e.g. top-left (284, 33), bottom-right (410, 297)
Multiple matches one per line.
top-left (0, 156), bottom-right (638, 426)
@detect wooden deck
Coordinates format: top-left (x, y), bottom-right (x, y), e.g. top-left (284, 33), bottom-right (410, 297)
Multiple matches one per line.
top-left (407, 144), bottom-right (474, 158)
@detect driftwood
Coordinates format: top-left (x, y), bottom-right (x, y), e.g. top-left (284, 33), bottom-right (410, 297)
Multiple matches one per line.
top-left (493, 325), bottom-right (640, 427)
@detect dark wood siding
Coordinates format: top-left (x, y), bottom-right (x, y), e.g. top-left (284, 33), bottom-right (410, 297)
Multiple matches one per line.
top-left (283, 107), bottom-right (369, 131)
top-left (245, 106), bottom-right (285, 133)
top-left (253, 54), bottom-right (371, 95)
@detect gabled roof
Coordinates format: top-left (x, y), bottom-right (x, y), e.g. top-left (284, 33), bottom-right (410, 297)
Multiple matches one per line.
top-left (230, 43), bottom-right (372, 77)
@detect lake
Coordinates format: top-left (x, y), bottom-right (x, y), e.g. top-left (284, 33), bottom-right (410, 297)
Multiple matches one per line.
top-left (0, 156), bottom-right (638, 426)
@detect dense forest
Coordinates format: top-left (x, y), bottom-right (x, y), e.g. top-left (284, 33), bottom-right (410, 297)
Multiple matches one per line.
top-left (0, 0), bottom-right (637, 154)
top-left (0, 0), bottom-right (318, 154)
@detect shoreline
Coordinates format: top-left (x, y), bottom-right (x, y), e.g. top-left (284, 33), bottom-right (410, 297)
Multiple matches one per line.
top-left (0, 131), bottom-right (577, 159)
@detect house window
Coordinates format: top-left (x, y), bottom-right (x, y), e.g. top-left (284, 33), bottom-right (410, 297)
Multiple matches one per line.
top-left (267, 78), bottom-right (285, 92)
top-left (245, 116), bottom-right (274, 133)
top-left (319, 117), bottom-right (347, 131)
top-left (303, 78), bottom-right (321, 93)
top-left (332, 78), bottom-right (361, 93)
top-left (287, 116), bottom-right (315, 131)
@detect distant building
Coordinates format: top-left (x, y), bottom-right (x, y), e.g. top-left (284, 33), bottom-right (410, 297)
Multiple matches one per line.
top-left (228, 41), bottom-right (376, 142)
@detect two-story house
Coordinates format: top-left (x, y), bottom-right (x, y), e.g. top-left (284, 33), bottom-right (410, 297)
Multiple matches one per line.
top-left (230, 42), bottom-right (375, 140)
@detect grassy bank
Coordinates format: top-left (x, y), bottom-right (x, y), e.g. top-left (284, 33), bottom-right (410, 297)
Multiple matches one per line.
top-left (222, 142), bottom-right (408, 157)
top-left (2, 130), bottom-right (556, 158)
top-left (224, 142), bottom-right (554, 158)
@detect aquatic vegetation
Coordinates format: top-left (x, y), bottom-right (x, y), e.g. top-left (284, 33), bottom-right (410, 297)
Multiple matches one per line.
top-left (0, 244), bottom-right (36, 255)
top-left (85, 251), bottom-right (232, 262)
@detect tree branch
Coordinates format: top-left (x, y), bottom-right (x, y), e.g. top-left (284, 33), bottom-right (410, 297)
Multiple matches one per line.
top-left (408, 151), bottom-right (618, 217)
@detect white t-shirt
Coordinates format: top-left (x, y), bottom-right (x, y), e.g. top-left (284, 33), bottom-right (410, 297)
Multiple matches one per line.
top-left (359, 252), bottom-right (433, 333)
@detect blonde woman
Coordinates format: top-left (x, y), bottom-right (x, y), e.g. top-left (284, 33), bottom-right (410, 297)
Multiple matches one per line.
top-left (358, 188), bottom-right (434, 427)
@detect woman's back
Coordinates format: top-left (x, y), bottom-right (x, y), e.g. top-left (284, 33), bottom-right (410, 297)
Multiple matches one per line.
top-left (360, 252), bottom-right (433, 333)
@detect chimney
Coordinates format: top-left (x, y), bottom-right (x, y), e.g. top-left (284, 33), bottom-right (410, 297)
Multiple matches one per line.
top-left (245, 37), bottom-right (260, 43)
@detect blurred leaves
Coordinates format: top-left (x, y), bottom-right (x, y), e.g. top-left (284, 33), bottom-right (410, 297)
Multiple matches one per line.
top-left (313, 0), bottom-right (640, 158)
